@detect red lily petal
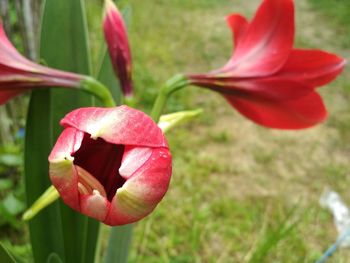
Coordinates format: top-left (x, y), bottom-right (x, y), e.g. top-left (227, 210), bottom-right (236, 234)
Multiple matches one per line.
top-left (190, 75), bottom-right (313, 101)
top-left (105, 147), bottom-right (171, 225)
top-left (221, 0), bottom-right (294, 77)
top-left (61, 106), bottom-right (168, 148)
top-left (119, 146), bottom-right (153, 179)
top-left (226, 14), bottom-right (248, 48)
top-left (49, 128), bottom-right (85, 211)
top-left (225, 91), bottom-right (327, 129)
top-left (277, 49), bottom-right (347, 87)
top-left (80, 193), bottom-right (109, 222)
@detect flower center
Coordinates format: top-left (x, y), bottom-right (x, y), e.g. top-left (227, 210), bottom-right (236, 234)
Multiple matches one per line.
top-left (72, 133), bottom-right (126, 201)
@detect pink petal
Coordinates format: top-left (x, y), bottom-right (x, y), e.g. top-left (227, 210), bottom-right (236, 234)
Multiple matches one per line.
top-left (49, 127), bottom-right (85, 211)
top-left (221, 0), bottom-right (294, 77)
top-left (226, 14), bottom-right (248, 48)
top-left (225, 91), bottom-right (327, 129)
top-left (277, 49), bottom-right (347, 87)
top-left (60, 106), bottom-right (168, 148)
top-left (80, 192), bottom-right (109, 222)
top-left (119, 146), bottom-right (153, 179)
top-left (104, 147), bottom-right (172, 226)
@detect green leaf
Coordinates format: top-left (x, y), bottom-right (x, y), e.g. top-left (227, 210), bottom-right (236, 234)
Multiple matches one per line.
top-left (104, 225), bottom-right (133, 263)
top-left (25, 90), bottom-right (65, 262)
top-left (39, 0), bottom-right (100, 263)
top-left (2, 193), bottom-right (25, 215)
top-left (0, 154), bottom-right (22, 167)
top-left (47, 253), bottom-right (64, 263)
top-left (0, 243), bottom-right (16, 263)
top-left (0, 179), bottom-right (13, 191)
top-left (96, 47), bottom-right (122, 104)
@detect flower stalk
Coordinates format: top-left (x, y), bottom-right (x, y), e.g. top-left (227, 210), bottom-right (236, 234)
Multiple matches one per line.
top-left (150, 74), bottom-right (190, 122)
top-left (22, 185), bottom-right (59, 221)
top-left (80, 77), bottom-right (116, 107)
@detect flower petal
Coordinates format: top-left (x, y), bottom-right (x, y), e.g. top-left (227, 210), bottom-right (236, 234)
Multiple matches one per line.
top-left (105, 147), bottom-right (172, 226)
top-left (224, 91), bottom-right (327, 129)
top-left (226, 14), bottom-right (248, 48)
top-left (49, 127), bottom-right (84, 211)
top-left (60, 106), bottom-right (168, 148)
top-left (119, 146), bottom-right (153, 179)
top-left (221, 0), bottom-right (294, 77)
top-left (190, 75), bottom-right (313, 101)
top-left (80, 191), bottom-right (109, 222)
top-left (277, 49), bottom-right (347, 87)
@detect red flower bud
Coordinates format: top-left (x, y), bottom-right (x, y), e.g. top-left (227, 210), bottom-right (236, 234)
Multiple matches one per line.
top-left (0, 22), bottom-right (85, 104)
top-left (49, 106), bottom-right (171, 226)
top-left (188, 0), bottom-right (346, 129)
top-left (103, 0), bottom-right (133, 97)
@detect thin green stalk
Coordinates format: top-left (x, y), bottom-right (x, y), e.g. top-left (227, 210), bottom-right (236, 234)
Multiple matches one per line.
top-left (80, 77), bottom-right (116, 107)
top-left (22, 185), bottom-right (59, 221)
top-left (104, 225), bottom-right (133, 263)
top-left (150, 74), bottom-right (189, 122)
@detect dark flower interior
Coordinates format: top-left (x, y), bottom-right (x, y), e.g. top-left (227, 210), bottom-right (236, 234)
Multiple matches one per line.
top-left (72, 133), bottom-right (126, 201)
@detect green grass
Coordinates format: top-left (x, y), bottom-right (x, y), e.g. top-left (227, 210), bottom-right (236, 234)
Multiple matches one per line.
top-left (308, 0), bottom-right (350, 48)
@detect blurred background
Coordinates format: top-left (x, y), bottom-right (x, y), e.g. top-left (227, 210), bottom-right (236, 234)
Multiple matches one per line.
top-left (1, 0), bottom-right (350, 262)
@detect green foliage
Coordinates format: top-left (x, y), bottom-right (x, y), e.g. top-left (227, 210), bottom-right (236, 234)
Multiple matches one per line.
top-left (0, 143), bottom-right (25, 230)
top-left (24, 0), bottom-right (100, 262)
top-left (0, 242), bottom-right (16, 263)
top-left (308, 0), bottom-right (350, 47)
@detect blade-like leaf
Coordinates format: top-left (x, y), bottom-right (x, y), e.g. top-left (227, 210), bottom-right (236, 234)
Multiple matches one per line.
top-left (25, 90), bottom-right (65, 262)
top-left (96, 47), bottom-right (122, 104)
top-left (39, 0), bottom-right (99, 262)
top-left (0, 243), bottom-right (17, 263)
top-left (104, 225), bottom-right (133, 263)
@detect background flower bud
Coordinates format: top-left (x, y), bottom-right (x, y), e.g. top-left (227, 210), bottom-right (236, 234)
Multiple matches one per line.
top-left (103, 0), bottom-right (133, 97)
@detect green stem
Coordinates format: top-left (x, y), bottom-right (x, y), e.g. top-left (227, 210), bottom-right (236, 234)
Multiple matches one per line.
top-left (22, 185), bottom-right (59, 221)
top-left (80, 77), bottom-right (116, 107)
top-left (150, 74), bottom-right (189, 122)
top-left (104, 225), bottom-right (133, 263)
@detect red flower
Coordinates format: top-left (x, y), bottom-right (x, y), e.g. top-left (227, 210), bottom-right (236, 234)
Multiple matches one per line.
top-left (188, 0), bottom-right (346, 129)
top-left (103, 0), bottom-right (133, 97)
top-left (0, 22), bottom-right (85, 105)
top-left (49, 106), bottom-right (171, 226)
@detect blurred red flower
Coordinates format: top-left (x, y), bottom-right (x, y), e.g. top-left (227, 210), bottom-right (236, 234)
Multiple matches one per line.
top-left (0, 22), bottom-right (84, 105)
top-left (188, 0), bottom-right (346, 129)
